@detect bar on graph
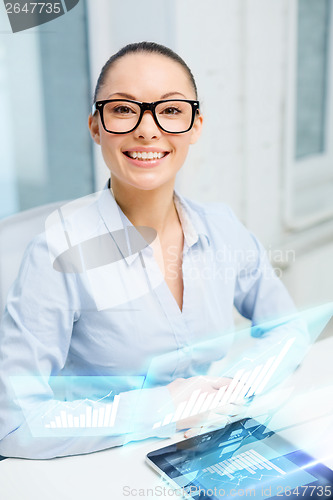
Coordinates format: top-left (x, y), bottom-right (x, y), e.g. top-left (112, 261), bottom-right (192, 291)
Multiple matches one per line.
top-left (209, 386), bottom-right (227, 410)
top-left (247, 451), bottom-right (271, 470)
top-left (214, 463), bottom-right (228, 475)
top-left (199, 393), bottom-right (216, 413)
top-left (51, 421), bottom-right (56, 428)
top-left (255, 338), bottom-right (295, 395)
top-left (162, 413), bottom-right (173, 426)
top-left (214, 463), bottom-right (227, 475)
top-left (92, 408), bottom-right (99, 427)
top-left (97, 407), bottom-right (105, 427)
top-left (60, 411), bottom-right (67, 428)
top-left (219, 457), bottom-right (244, 470)
top-left (233, 456), bottom-right (256, 474)
top-left (218, 369), bottom-right (244, 407)
top-left (210, 465), bottom-right (222, 477)
top-left (171, 401), bottom-right (187, 423)
top-left (237, 364), bottom-right (263, 400)
top-left (227, 370), bottom-right (252, 405)
top-left (250, 450), bottom-right (286, 475)
top-left (80, 413), bottom-right (86, 428)
top-left (86, 406), bottom-right (92, 427)
top-left (211, 465), bottom-right (222, 476)
top-left (228, 458), bottom-right (242, 471)
top-left (220, 461), bottom-right (236, 474)
top-left (45, 424), bottom-right (50, 428)
top-left (181, 389), bottom-right (201, 420)
top-left (222, 459), bottom-right (238, 472)
top-left (54, 415), bottom-right (61, 428)
top-left (190, 391), bottom-right (208, 417)
top-left (238, 454), bottom-right (259, 471)
top-left (109, 395), bottom-right (120, 427)
top-left (68, 414), bottom-right (74, 428)
top-left (74, 416), bottom-right (80, 428)
top-left (214, 464), bottom-right (234, 479)
top-left (243, 451), bottom-right (264, 469)
top-left (246, 357), bottom-right (275, 398)
top-left (223, 460), bottom-right (239, 474)
top-left (104, 404), bottom-right (112, 427)
top-left (153, 421), bottom-right (161, 429)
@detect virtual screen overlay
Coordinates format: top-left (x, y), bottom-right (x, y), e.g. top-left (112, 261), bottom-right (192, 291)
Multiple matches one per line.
top-left (8, 302), bottom-right (333, 442)
top-left (147, 419), bottom-right (333, 499)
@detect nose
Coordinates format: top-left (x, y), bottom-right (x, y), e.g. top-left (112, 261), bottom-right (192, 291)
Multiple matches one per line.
top-left (133, 110), bottom-right (161, 140)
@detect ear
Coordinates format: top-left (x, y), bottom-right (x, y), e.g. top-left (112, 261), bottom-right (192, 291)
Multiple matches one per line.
top-left (88, 113), bottom-right (101, 145)
top-left (189, 112), bottom-right (203, 144)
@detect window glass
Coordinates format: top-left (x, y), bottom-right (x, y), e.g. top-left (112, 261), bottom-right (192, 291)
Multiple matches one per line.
top-left (296, 0), bottom-right (331, 159)
top-left (0, 0), bottom-right (94, 219)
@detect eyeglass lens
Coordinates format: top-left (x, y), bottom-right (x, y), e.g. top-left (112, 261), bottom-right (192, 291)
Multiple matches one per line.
top-left (102, 100), bottom-right (194, 133)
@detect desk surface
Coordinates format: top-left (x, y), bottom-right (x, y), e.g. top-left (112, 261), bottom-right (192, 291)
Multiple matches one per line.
top-left (1, 337), bottom-right (333, 500)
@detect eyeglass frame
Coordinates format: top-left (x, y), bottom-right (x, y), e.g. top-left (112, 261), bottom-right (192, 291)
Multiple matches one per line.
top-left (91, 98), bottom-right (200, 134)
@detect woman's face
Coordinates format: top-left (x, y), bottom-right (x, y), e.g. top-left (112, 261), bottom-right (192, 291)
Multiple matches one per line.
top-left (88, 52), bottom-right (203, 192)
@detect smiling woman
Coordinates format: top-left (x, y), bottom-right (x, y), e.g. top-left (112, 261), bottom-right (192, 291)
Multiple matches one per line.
top-left (88, 47), bottom-right (202, 199)
top-left (0, 41), bottom-right (301, 460)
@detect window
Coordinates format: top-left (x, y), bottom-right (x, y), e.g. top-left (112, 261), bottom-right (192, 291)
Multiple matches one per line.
top-left (284, 0), bottom-right (333, 229)
top-left (0, 0), bottom-right (94, 219)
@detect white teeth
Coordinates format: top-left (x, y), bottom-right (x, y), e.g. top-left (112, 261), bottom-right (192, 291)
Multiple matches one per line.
top-left (126, 151), bottom-right (167, 160)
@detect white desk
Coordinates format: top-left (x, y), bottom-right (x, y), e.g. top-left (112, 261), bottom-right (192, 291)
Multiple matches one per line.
top-left (1, 337), bottom-right (333, 500)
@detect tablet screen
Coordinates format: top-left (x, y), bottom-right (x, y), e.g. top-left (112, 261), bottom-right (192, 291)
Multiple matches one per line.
top-left (147, 419), bottom-right (333, 499)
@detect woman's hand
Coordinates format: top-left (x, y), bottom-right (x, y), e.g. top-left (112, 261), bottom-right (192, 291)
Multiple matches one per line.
top-left (167, 375), bottom-right (247, 439)
top-left (167, 376), bottom-right (231, 430)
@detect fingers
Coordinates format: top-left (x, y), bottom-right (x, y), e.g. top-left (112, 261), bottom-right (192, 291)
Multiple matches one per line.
top-left (184, 427), bottom-right (205, 439)
top-left (213, 400), bottom-right (246, 416)
top-left (184, 415), bottom-right (232, 439)
top-left (207, 376), bottom-right (232, 390)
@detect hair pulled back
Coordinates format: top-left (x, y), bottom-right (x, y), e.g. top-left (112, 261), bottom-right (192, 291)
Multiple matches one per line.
top-left (93, 41), bottom-right (198, 103)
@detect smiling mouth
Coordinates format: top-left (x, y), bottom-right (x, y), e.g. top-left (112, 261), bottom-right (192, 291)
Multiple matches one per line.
top-left (123, 151), bottom-right (169, 160)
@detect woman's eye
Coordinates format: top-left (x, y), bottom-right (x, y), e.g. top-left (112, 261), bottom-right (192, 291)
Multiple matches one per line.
top-left (162, 107), bottom-right (181, 115)
top-left (113, 106), bottom-right (135, 114)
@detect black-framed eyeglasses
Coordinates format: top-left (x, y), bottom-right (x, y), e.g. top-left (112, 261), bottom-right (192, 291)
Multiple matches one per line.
top-left (91, 99), bottom-right (200, 134)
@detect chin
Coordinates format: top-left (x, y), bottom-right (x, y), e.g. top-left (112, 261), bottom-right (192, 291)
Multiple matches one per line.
top-left (128, 175), bottom-right (174, 192)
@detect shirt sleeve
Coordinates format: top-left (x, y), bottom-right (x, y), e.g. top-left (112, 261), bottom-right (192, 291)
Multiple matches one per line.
top-left (227, 207), bottom-right (310, 382)
top-left (0, 234), bottom-right (175, 459)
top-left (220, 206), bottom-right (295, 321)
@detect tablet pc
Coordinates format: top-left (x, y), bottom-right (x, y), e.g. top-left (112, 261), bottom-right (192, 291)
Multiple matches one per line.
top-left (146, 418), bottom-right (333, 499)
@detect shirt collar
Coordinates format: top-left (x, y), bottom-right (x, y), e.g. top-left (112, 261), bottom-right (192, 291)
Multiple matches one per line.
top-left (97, 181), bottom-right (210, 266)
top-left (173, 188), bottom-right (210, 250)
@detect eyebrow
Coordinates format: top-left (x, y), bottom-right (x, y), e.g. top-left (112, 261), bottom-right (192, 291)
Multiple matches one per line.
top-left (106, 91), bottom-right (187, 100)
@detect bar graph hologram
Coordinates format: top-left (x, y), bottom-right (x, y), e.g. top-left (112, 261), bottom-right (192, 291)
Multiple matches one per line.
top-left (44, 395), bottom-right (120, 429)
top-left (151, 339), bottom-right (296, 428)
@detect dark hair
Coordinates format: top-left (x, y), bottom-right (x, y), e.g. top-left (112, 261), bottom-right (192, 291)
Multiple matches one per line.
top-left (93, 41), bottom-right (198, 103)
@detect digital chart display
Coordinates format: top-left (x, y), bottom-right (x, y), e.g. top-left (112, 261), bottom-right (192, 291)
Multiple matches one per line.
top-left (147, 419), bottom-right (333, 499)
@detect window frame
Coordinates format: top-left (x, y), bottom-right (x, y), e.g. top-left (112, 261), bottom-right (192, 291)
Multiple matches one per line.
top-left (283, 0), bottom-right (333, 231)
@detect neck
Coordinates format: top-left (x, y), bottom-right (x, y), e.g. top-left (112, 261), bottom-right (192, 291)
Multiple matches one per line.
top-left (110, 177), bottom-right (180, 236)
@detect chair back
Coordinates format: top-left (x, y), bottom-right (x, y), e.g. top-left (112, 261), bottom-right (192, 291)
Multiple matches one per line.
top-left (0, 201), bottom-right (67, 314)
